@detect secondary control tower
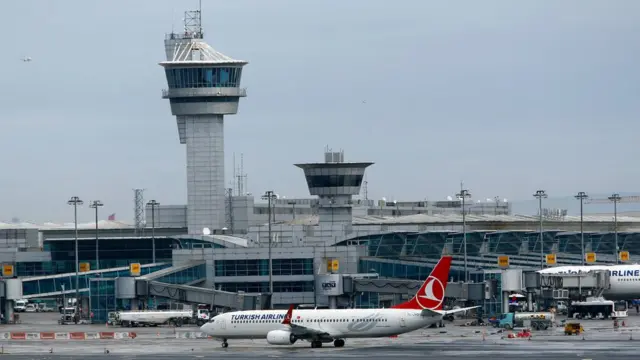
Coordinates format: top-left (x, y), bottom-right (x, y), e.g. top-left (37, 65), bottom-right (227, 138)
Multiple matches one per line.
top-left (159, 7), bottom-right (248, 234)
top-left (295, 149), bottom-right (373, 239)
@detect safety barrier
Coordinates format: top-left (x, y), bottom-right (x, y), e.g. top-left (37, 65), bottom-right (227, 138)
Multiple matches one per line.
top-left (175, 332), bottom-right (211, 339)
top-left (0, 332), bottom-right (137, 340)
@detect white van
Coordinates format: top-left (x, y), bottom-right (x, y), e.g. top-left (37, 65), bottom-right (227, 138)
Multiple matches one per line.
top-left (14, 300), bottom-right (27, 312)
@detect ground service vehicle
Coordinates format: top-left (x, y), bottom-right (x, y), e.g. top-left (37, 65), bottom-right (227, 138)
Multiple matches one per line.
top-left (58, 307), bottom-right (78, 325)
top-left (118, 310), bottom-right (193, 327)
top-left (564, 322), bottom-right (584, 335)
top-left (496, 312), bottom-right (554, 330)
top-left (569, 298), bottom-right (628, 319)
top-left (14, 300), bottom-right (27, 312)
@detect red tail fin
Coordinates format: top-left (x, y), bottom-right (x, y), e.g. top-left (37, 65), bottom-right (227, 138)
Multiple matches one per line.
top-left (391, 256), bottom-right (452, 310)
top-left (282, 304), bottom-right (294, 325)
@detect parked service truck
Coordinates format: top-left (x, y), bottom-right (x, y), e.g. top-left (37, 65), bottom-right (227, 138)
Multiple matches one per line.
top-left (496, 312), bottom-right (554, 330)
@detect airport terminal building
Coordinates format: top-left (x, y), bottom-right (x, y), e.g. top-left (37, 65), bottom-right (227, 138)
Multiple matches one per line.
top-left (2, 149), bottom-right (640, 322)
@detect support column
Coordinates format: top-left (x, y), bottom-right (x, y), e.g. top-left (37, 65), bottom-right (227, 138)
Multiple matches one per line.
top-left (5, 301), bottom-right (14, 324)
top-left (328, 296), bottom-right (337, 309)
top-left (502, 291), bottom-right (509, 314)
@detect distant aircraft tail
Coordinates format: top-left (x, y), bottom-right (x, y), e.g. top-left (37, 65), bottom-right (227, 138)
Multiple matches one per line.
top-left (391, 256), bottom-right (452, 311)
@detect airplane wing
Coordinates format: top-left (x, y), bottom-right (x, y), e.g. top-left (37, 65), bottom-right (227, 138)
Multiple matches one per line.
top-left (421, 306), bottom-right (480, 318)
top-left (281, 305), bottom-right (332, 340)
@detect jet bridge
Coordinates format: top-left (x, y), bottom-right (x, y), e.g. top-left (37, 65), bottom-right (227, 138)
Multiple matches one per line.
top-left (525, 270), bottom-right (610, 300)
top-left (141, 281), bottom-right (268, 310)
top-left (132, 262), bottom-right (269, 310)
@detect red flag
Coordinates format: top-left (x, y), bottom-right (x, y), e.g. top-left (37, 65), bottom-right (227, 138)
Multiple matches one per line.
top-left (107, 214), bottom-right (115, 221)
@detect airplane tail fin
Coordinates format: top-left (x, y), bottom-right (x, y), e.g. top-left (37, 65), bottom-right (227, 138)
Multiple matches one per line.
top-left (391, 256), bottom-right (452, 311)
top-left (282, 304), bottom-right (294, 325)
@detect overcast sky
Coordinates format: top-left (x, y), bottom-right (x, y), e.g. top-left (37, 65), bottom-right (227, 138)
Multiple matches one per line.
top-left (0, 0), bottom-right (638, 223)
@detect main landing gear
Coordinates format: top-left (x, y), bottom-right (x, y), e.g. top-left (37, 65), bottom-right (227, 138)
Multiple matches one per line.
top-left (311, 339), bottom-right (345, 348)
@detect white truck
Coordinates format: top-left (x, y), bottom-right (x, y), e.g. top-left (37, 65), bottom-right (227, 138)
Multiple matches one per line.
top-left (117, 310), bottom-right (194, 327)
top-left (194, 308), bottom-right (210, 326)
top-left (13, 299), bottom-right (28, 312)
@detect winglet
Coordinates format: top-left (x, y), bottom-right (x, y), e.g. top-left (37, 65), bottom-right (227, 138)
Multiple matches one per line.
top-left (282, 304), bottom-right (294, 325)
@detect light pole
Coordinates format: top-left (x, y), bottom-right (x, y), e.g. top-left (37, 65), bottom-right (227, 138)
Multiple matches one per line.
top-left (609, 193), bottom-right (621, 264)
top-left (262, 191), bottom-right (276, 302)
top-left (147, 200), bottom-right (159, 264)
top-left (575, 192), bottom-right (589, 265)
top-left (89, 200), bottom-right (103, 270)
top-left (67, 196), bottom-right (83, 304)
top-left (456, 189), bottom-right (471, 282)
top-left (533, 190), bottom-right (547, 268)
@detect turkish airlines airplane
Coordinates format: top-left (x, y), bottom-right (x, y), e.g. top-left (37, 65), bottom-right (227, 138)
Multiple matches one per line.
top-left (538, 264), bottom-right (640, 300)
top-left (200, 256), bottom-right (478, 348)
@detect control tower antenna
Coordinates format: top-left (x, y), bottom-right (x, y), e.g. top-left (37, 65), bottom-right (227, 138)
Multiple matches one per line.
top-left (236, 153), bottom-right (247, 196)
top-left (362, 177), bottom-right (368, 200)
top-left (183, 1), bottom-right (203, 38)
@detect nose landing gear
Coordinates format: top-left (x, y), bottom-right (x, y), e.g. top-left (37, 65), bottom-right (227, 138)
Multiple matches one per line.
top-left (222, 339), bottom-right (228, 348)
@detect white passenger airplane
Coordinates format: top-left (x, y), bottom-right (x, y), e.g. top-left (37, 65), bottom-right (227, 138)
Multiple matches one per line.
top-left (538, 264), bottom-right (640, 300)
top-left (200, 256), bottom-right (478, 348)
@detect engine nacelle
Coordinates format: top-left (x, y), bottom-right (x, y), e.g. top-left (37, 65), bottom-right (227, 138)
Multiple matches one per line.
top-left (266, 330), bottom-right (296, 345)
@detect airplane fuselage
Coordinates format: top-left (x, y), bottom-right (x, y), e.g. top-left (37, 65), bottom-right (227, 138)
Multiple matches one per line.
top-left (203, 308), bottom-right (437, 340)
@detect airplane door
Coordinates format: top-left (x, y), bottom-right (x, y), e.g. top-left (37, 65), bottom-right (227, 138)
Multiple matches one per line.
top-left (399, 316), bottom-right (406, 327)
top-left (220, 319), bottom-right (226, 329)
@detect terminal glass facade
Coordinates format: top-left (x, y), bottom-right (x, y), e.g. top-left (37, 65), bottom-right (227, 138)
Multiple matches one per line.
top-left (219, 281), bottom-right (314, 293)
top-left (154, 264), bottom-right (206, 284)
top-left (89, 278), bottom-right (117, 324)
top-left (43, 238), bottom-right (180, 274)
top-left (23, 264), bottom-right (171, 297)
top-left (359, 258), bottom-right (466, 282)
top-left (165, 67), bottom-right (243, 88)
top-left (215, 258), bottom-right (313, 277)
top-left (336, 232), bottom-right (451, 258)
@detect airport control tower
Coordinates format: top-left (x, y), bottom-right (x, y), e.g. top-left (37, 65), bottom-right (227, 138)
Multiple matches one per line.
top-left (160, 8), bottom-right (248, 234)
top-left (295, 149), bottom-right (373, 237)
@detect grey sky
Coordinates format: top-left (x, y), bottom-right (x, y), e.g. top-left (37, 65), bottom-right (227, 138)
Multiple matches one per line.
top-left (1, 0), bottom-right (638, 223)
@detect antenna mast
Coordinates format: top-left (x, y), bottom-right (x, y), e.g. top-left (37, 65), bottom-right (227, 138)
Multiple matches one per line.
top-left (183, 1), bottom-right (203, 39)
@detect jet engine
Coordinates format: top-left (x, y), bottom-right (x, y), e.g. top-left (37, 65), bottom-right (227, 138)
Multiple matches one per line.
top-left (266, 330), bottom-right (297, 345)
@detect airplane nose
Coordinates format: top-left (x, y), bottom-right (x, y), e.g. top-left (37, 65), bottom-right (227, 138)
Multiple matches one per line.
top-left (199, 323), bottom-right (210, 333)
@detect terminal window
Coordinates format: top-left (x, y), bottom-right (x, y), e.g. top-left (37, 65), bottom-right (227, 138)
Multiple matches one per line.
top-left (215, 258), bottom-right (313, 277)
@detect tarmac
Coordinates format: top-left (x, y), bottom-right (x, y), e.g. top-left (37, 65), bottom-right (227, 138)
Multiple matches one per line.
top-left (3, 312), bottom-right (640, 359)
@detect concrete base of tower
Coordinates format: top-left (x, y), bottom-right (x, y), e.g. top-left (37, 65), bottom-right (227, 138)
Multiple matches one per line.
top-left (181, 114), bottom-right (226, 234)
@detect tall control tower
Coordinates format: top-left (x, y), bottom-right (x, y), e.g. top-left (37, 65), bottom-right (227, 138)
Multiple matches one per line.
top-left (160, 7), bottom-right (248, 234)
